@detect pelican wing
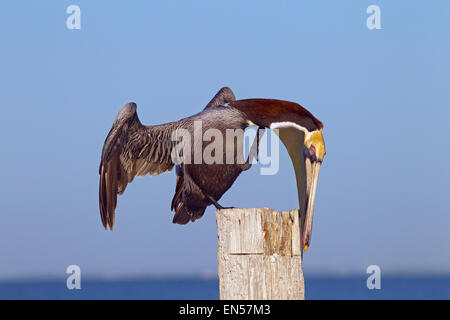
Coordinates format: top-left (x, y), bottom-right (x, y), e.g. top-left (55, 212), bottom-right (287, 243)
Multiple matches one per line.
top-left (204, 87), bottom-right (235, 109)
top-left (99, 102), bottom-right (176, 230)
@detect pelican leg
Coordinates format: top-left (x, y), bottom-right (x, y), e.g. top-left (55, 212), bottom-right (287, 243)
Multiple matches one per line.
top-left (240, 127), bottom-right (265, 171)
top-left (207, 195), bottom-right (235, 210)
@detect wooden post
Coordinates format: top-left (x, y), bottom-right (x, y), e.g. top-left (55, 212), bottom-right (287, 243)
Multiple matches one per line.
top-left (216, 208), bottom-right (304, 300)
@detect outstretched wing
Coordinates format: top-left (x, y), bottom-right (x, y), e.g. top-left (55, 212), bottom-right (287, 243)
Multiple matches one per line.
top-left (99, 102), bottom-right (176, 230)
top-left (204, 87), bottom-right (235, 109)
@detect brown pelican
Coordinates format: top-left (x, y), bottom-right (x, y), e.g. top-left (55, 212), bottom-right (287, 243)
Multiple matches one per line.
top-left (99, 87), bottom-right (325, 250)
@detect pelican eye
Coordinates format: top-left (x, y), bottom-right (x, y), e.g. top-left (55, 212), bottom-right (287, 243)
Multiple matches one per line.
top-left (309, 145), bottom-right (316, 157)
top-left (303, 145), bottom-right (317, 162)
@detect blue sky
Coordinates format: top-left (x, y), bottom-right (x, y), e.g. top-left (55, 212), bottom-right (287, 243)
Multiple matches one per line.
top-left (0, 1), bottom-right (449, 279)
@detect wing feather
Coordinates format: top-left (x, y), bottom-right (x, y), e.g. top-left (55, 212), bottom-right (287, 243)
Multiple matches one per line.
top-left (99, 102), bottom-right (176, 230)
top-left (204, 87), bottom-right (235, 109)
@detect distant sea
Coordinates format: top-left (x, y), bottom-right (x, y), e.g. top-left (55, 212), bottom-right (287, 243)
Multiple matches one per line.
top-left (1, 276), bottom-right (449, 300)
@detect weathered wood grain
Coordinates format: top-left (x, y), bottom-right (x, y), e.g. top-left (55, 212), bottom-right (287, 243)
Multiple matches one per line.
top-left (216, 208), bottom-right (304, 300)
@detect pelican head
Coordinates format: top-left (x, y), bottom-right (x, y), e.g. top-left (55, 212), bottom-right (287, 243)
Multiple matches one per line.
top-left (270, 125), bottom-right (325, 252)
top-left (231, 98), bottom-right (326, 253)
top-left (300, 129), bottom-right (325, 251)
